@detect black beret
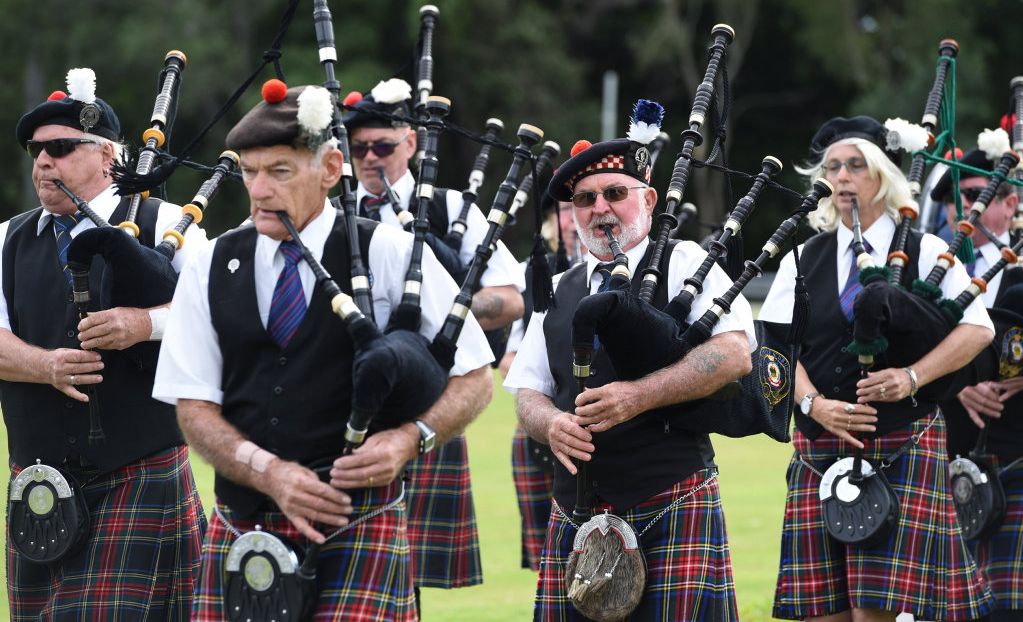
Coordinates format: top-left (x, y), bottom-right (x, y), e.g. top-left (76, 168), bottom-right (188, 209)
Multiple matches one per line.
top-left (342, 93), bottom-right (412, 133)
top-left (809, 115), bottom-right (901, 167)
top-left (226, 84), bottom-right (331, 152)
top-left (929, 149), bottom-right (994, 202)
top-left (547, 138), bottom-right (653, 202)
top-left (16, 95), bottom-right (120, 148)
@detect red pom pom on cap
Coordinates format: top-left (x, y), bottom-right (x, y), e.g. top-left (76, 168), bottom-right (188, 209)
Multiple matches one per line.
top-left (261, 79), bottom-right (288, 104)
top-left (342, 91), bottom-right (363, 107)
top-left (47, 90), bottom-right (67, 101)
top-left (570, 140), bottom-right (592, 157)
top-left (1001, 113), bottom-right (1016, 133)
top-left (944, 147), bottom-right (964, 160)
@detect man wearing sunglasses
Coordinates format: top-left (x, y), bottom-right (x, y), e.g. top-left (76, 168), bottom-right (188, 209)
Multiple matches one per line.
top-left (341, 79), bottom-right (525, 602)
top-left (505, 106), bottom-right (756, 620)
top-left (0, 72), bottom-right (207, 618)
top-left (931, 147), bottom-right (1023, 622)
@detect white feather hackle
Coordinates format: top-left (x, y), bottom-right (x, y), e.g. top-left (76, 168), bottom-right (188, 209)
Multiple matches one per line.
top-left (66, 68), bottom-right (97, 104)
top-left (883, 118), bottom-right (929, 153)
top-left (370, 78), bottom-right (412, 105)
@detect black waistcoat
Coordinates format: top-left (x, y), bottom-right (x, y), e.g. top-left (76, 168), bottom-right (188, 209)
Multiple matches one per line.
top-left (543, 241), bottom-right (715, 512)
top-left (796, 228), bottom-right (932, 439)
top-left (209, 215), bottom-right (376, 518)
top-left (1, 198), bottom-right (181, 472)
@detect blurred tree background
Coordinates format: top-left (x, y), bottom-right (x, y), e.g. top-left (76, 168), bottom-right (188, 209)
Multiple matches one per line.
top-left (4, 0), bottom-right (1023, 263)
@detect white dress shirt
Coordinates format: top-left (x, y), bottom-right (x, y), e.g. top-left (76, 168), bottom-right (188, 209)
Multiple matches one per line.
top-left (0, 184), bottom-right (209, 330)
top-left (504, 236), bottom-right (758, 397)
top-left (356, 171), bottom-right (525, 292)
top-left (972, 231), bottom-right (1011, 308)
top-left (153, 203), bottom-right (494, 406)
top-left (759, 214), bottom-right (994, 334)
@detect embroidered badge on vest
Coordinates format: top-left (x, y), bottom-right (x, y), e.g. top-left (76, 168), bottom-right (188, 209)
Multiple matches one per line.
top-left (758, 347), bottom-right (791, 408)
top-left (1000, 326), bottom-right (1023, 379)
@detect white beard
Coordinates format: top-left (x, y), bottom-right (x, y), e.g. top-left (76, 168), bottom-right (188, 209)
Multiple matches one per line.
top-left (574, 211), bottom-right (648, 258)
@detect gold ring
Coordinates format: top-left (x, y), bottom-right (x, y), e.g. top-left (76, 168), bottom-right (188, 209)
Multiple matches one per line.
top-left (879, 385), bottom-right (887, 396)
top-left (367, 475), bottom-right (375, 487)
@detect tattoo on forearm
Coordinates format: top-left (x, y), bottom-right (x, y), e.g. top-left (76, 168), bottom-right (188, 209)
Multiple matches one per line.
top-left (692, 348), bottom-right (725, 374)
top-left (471, 293), bottom-right (504, 320)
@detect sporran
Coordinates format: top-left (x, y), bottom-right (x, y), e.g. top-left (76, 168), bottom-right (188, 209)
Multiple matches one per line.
top-left (819, 456), bottom-right (900, 547)
top-left (8, 460), bottom-right (89, 564)
top-left (224, 527), bottom-right (316, 622)
top-left (564, 512), bottom-right (646, 622)
top-left (950, 429), bottom-right (1007, 541)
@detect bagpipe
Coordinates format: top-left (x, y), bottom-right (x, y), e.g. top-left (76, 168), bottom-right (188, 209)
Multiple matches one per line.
top-left (1009, 76), bottom-right (1023, 244)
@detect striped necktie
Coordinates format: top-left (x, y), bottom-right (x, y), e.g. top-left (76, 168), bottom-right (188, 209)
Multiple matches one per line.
top-left (595, 262), bottom-right (615, 293)
top-left (360, 195), bottom-right (387, 221)
top-left (267, 241), bottom-right (307, 348)
top-left (53, 213), bottom-right (83, 287)
top-left (839, 239), bottom-right (873, 322)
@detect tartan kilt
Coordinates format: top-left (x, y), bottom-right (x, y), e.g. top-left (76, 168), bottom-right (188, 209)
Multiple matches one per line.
top-left (6, 445), bottom-right (206, 621)
top-left (511, 425), bottom-right (553, 571)
top-left (969, 458), bottom-right (1023, 610)
top-left (191, 479), bottom-right (415, 622)
top-left (773, 411), bottom-right (993, 621)
top-left (535, 468), bottom-right (737, 622)
top-left (404, 433), bottom-right (482, 587)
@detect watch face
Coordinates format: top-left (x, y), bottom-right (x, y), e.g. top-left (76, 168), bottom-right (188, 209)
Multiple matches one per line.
top-left (800, 396), bottom-right (812, 415)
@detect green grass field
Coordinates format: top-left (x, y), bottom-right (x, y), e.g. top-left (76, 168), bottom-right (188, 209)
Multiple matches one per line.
top-left (0, 372), bottom-right (793, 621)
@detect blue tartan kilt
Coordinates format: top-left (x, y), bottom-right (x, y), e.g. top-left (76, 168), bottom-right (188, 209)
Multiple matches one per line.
top-left (970, 458), bottom-right (1023, 610)
top-left (6, 445), bottom-right (206, 622)
top-left (534, 468), bottom-right (737, 622)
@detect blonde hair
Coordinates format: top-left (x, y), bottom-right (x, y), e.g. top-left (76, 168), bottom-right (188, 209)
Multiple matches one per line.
top-left (796, 137), bottom-right (915, 232)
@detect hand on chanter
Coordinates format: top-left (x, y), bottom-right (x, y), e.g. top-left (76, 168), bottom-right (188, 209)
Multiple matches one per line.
top-left (573, 381), bottom-right (643, 433)
top-left (78, 306), bottom-right (152, 350)
top-left (330, 425), bottom-right (419, 491)
top-left (265, 460), bottom-right (353, 544)
top-left (958, 381), bottom-right (1005, 428)
top-left (43, 347), bottom-right (103, 401)
top-left (856, 368), bottom-right (912, 404)
top-left (546, 412), bottom-right (594, 475)
top-left (809, 396), bottom-right (877, 449)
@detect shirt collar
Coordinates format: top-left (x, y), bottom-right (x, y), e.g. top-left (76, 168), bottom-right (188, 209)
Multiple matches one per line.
top-left (977, 231), bottom-right (1010, 263)
top-left (257, 200), bottom-right (335, 266)
top-left (356, 169), bottom-right (415, 209)
top-left (835, 213), bottom-right (895, 256)
top-left (585, 236), bottom-right (650, 284)
top-left (36, 183), bottom-right (118, 236)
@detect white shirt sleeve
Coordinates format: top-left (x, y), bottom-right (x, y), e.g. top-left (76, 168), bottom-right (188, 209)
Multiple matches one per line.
top-left (758, 248), bottom-right (799, 324)
top-left (503, 309), bottom-right (554, 397)
top-left (920, 232), bottom-right (994, 333)
top-left (0, 219), bottom-right (11, 331)
top-left (153, 201), bottom-right (212, 273)
top-left (447, 190), bottom-right (525, 291)
top-left (152, 241), bottom-right (223, 405)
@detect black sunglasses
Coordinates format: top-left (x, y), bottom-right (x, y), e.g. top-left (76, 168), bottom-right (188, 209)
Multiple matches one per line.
top-left (350, 139), bottom-right (405, 159)
top-left (26, 138), bottom-right (98, 159)
top-left (571, 185), bottom-right (646, 208)
top-left (959, 187), bottom-right (984, 203)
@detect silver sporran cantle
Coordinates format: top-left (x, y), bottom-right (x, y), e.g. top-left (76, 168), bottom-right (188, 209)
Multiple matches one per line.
top-left (8, 460), bottom-right (89, 564)
top-left (224, 527), bottom-right (316, 622)
top-left (950, 454), bottom-right (1006, 541)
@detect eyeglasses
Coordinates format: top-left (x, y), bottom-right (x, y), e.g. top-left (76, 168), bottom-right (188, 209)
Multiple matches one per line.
top-left (823, 157), bottom-right (868, 176)
top-left (959, 187), bottom-right (984, 203)
top-left (26, 138), bottom-right (98, 159)
top-left (571, 185), bottom-right (646, 208)
top-left (350, 137), bottom-right (407, 159)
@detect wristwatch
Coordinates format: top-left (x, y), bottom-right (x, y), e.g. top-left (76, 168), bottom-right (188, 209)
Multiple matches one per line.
top-left (414, 420), bottom-right (436, 455)
top-left (799, 391), bottom-right (821, 416)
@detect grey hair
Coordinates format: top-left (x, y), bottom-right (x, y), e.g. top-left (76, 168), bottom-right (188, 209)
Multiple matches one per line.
top-left (309, 136), bottom-right (340, 168)
top-left (796, 137), bottom-right (915, 232)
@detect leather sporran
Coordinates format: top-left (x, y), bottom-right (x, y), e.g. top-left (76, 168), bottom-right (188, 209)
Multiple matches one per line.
top-left (224, 528), bottom-right (316, 622)
top-left (950, 454), bottom-right (1006, 541)
top-left (8, 461), bottom-right (89, 564)
top-left (564, 512), bottom-right (646, 622)
top-left (819, 457), bottom-right (899, 547)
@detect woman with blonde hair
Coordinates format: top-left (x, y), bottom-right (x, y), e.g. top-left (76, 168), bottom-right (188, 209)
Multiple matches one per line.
top-left (761, 116), bottom-right (995, 622)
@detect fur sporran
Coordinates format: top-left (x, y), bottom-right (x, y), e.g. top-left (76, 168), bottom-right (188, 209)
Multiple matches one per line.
top-left (819, 456), bottom-right (900, 547)
top-left (564, 512), bottom-right (646, 622)
top-left (224, 528), bottom-right (316, 622)
top-left (8, 461), bottom-right (89, 564)
top-left (950, 454), bottom-right (1006, 541)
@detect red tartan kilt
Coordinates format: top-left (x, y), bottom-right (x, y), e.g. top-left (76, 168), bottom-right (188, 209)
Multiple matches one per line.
top-left (511, 425), bottom-right (553, 571)
top-left (535, 469), bottom-right (737, 622)
top-left (6, 445), bottom-right (206, 621)
top-left (970, 460), bottom-right (1023, 610)
top-left (404, 433), bottom-right (482, 587)
top-left (773, 412), bottom-right (993, 621)
top-left (191, 479), bottom-right (415, 622)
